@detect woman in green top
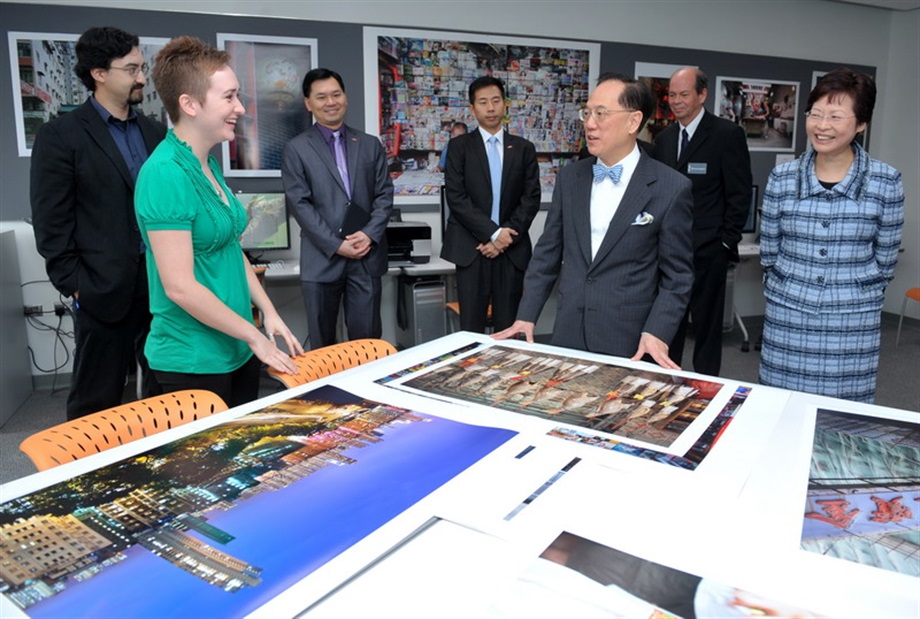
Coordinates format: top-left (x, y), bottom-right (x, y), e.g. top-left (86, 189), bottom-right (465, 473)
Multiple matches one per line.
top-left (136, 36), bottom-right (302, 406)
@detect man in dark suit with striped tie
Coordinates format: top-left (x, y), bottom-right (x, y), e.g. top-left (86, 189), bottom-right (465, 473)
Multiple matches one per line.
top-left (495, 73), bottom-right (694, 369)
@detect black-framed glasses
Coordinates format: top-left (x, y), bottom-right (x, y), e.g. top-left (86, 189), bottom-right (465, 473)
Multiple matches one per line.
top-left (108, 63), bottom-right (148, 78)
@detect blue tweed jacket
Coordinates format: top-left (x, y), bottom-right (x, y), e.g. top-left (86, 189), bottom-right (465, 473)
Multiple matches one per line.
top-left (760, 142), bottom-right (904, 314)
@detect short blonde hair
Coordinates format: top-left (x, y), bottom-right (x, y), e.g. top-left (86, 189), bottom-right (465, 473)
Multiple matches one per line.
top-left (153, 36), bottom-right (229, 124)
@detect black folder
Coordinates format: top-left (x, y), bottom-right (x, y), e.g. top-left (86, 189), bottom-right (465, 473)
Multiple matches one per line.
top-left (337, 201), bottom-right (371, 238)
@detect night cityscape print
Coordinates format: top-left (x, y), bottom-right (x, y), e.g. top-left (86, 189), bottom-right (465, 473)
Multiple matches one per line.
top-left (0, 385), bottom-right (516, 618)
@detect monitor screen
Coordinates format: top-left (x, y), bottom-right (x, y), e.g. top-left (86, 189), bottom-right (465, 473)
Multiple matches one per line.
top-left (742, 185), bottom-right (759, 234)
top-left (237, 193), bottom-right (290, 252)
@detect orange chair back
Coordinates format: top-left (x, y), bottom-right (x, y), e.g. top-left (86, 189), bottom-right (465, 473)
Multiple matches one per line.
top-left (19, 390), bottom-right (228, 472)
top-left (268, 338), bottom-right (397, 389)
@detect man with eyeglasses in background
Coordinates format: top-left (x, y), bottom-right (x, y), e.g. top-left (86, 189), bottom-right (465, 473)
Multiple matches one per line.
top-left (31, 26), bottom-right (166, 419)
top-left (653, 67), bottom-right (753, 377)
top-left (494, 73), bottom-right (693, 369)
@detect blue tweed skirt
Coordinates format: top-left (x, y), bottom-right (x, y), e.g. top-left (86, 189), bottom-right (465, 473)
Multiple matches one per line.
top-left (759, 303), bottom-right (881, 403)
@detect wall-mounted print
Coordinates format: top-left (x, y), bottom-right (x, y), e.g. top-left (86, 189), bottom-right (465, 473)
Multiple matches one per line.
top-left (715, 77), bottom-right (799, 152)
top-left (217, 34), bottom-right (316, 178)
top-left (363, 27), bottom-right (600, 203)
top-left (8, 32), bottom-right (168, 157)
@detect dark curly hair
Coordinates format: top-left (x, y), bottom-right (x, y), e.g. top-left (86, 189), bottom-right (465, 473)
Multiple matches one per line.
top-left (74, 27), bottom-right (139, 92)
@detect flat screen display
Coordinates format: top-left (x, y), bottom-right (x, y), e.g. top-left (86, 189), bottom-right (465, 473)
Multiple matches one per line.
top-left (237, 192), bottom-right (290, 252)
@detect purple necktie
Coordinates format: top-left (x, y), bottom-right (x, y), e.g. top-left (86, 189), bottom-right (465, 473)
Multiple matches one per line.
top-left (680, 128), bottom-right (690, 159)
top-left (333, 130), bottom-right (351, 199)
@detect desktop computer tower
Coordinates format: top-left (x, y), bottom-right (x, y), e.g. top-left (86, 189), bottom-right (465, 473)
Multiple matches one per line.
top-left (396, 275), bottom-right (447, 349)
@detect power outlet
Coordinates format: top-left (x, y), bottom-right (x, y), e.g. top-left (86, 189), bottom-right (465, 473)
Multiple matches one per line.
top-left (23, 305), bottom-right (43, 316)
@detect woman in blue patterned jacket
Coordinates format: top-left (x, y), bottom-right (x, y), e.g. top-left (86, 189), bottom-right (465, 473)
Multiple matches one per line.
top-left (759, 68), bottom-right (904, 403)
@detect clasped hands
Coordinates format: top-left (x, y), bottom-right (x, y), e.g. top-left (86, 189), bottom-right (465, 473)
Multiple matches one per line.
top-left (337, 230), bottom-right (372, 259)
top-left (477, 227), bottom-right (517, 259)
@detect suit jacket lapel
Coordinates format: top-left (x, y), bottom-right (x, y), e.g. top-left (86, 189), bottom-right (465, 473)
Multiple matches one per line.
top-left (307, 126), bottom-right (347, 196)
top-left (77, 100), bottom-right (134, 189)
top-left (572, 159), bottom-right (595, 267)
top-left (472, 134), bottom-right (491, 211)
top-left (658, 125), bottom-right (679, 168)
top-left (590, 153), bottom-right (653, 269)
top-left (344, 126), bottom-right (361, 197)
top-left (677, 110), bottom-right (712, 168)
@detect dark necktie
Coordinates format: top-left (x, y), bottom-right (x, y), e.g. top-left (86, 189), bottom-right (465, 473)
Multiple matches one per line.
top-left (333, 130), bottom-right (351, 199)
top-left (680, 128), bottom-right (690, 159)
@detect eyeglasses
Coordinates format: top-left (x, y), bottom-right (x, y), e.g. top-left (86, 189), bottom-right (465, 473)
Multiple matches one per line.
top-left (108, 63), bottom-right (148, 78)
top-left (578, 107), bottom-right (635, 123)
top-left (804, 110), bottom-right (855, 125)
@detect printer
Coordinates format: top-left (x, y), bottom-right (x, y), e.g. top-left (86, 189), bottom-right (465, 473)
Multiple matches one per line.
top-left (386, 221), bottom-right (431, 265)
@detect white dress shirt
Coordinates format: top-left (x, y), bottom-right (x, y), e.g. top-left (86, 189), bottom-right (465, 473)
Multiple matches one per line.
top-left (590, 144), bottom-right (641, 259)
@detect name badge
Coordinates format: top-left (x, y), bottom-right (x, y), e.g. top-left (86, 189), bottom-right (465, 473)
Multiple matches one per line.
top-left (687, 162), bottom-right (707, 175)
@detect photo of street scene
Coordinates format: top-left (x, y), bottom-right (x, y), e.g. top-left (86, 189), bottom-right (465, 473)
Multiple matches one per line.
top-left (490, 531), bottom-right (821, 618)
top-left (0, 385), bottom-right (516, 617)
top-left (801, 408), bottom-right (920, 575)
top-left (403, 344), bottom-right (725, 449)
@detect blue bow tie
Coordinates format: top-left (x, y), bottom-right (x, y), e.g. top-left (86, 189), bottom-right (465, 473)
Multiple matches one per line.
top-left (593, 163), bottom-right (623, 184)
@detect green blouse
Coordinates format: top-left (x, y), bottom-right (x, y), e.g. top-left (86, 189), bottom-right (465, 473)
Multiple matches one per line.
top-left (136, 130), bottom-right (253, 374)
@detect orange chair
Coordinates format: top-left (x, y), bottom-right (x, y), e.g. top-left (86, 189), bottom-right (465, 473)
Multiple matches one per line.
top-left (19, 390), bottom-right (228, 472)
top-left (267, 338), bottom-right (397, 389)
top-left (896, 287), bottom-right (920, 347)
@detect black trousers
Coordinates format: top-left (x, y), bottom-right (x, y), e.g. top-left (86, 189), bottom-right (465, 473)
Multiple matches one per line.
top-left (668, 238), bottom-right (729, 377)
top-left (301, 262), bottom-right (382, 350)
top-left (153, 354), bottom-right (261, 409)
top-left (68, 289), bottom-right (154, 420)
top-left (455, 252), bottom-right (524, 333)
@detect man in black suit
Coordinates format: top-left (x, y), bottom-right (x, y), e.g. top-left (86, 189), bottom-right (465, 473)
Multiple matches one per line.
top-left (494, 74), bottom-right (694, 369)
top-left (31, 27), bottom-right (166, 419)
top-left (441, 76), bottom-right (541, 332)
top-left (653, 67), bottom-right (752, 376)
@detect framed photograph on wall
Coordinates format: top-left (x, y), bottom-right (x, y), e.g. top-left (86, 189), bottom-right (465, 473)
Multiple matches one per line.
top-left (715, 76), bottom-right (799, 152)
top-left (7, 32), bottom-right (168, 157)
top-left (217, 33), bottom-right (317, 178)
top-left (363, 27), bottom-right (600, 203)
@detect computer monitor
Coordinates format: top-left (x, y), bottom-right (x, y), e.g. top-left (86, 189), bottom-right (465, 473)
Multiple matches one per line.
top-left (742, 185), bottom-right (759, 234)
top-left (237, 192), bottom-right (290, 253)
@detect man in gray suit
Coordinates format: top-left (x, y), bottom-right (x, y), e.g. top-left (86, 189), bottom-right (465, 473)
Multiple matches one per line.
top-left (494, 74), bottom-right (694, 369)
top-left (282, 68), bottom-right (393, 349)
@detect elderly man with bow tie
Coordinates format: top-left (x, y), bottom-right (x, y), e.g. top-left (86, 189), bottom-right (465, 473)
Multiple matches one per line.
top-left (494, 73), bottom-right (694, 370)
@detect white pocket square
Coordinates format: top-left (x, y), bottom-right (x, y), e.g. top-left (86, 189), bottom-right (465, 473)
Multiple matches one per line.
top-left (631, 212), bottom-right (654, 226)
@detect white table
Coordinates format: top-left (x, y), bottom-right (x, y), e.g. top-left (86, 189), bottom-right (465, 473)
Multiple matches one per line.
top-left (1, 333), bottom-right (916, 618)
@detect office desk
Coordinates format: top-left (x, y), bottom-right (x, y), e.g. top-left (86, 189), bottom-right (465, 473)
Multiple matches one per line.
top-left (1, 333), bottom-right (916, 618)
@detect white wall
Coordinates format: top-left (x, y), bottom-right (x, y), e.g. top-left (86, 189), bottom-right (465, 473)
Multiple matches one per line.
top-left (7, 0), bottom-right (918, 337)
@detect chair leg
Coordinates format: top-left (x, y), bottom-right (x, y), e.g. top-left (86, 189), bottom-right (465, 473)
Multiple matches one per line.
top-left (896, 296), bottom-right (908, 347)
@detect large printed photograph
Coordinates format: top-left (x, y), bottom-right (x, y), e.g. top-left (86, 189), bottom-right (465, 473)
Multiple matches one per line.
top-left (217, 34), bottom-right (316, 177)
top-left (715, 76), bottom-right (799, 152)
top-left (378, 342), bottom-right (751, 470)
top-left (364, 27), bottom-right (599, 203)
top-left (0, 385), bottom-right (515, 617)
top-left (800, 408), bottom-right (919, 576)
top-left (8, 32), bottom-right (168, 156)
